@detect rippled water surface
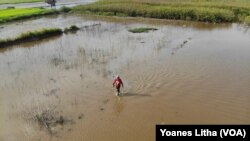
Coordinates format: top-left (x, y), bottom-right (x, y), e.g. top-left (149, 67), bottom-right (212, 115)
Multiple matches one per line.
top-left (0, 15), bottom-right (250, 141)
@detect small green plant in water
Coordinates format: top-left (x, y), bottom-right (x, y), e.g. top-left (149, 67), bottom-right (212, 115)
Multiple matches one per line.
top-left (64, 25), bottom-right (80, 33)
top-left (128, 27), bottom-right (158, 33)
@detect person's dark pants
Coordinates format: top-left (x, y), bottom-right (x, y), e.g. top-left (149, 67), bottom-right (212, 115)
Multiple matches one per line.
top-left (116, 85), bottom-right (121, 95)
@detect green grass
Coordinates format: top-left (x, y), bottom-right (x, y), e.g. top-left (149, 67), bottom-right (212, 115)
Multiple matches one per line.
top-left (0, 0), bottom-right (42, 4)
top-left (60, 6), bottom-right (72, 13)
top-left (72, 0), bottom-right (250, 23)
top-left (128, 27), bottom-right (158, 33)
top-left (0, 8), bottom-right (59, 24)
top-left (245, 16), bottom-right (250, 25)
top-left (0, 28), bottom-right (63, 48)
top-left (0, 7), bottom-right (71, 24)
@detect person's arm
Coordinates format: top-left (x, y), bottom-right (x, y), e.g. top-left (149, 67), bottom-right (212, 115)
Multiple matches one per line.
top-left (120, 79), bottom-right (124, 87)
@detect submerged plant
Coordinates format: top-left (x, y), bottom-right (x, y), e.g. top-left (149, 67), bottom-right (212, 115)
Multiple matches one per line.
top-left (64, 25), bottom-right (80, 33)
top-left (128, 27), bottom-right (158, 33)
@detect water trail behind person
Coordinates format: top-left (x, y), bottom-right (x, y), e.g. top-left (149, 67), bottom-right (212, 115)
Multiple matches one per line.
top-left (113, 75), bottom-right (124, 96)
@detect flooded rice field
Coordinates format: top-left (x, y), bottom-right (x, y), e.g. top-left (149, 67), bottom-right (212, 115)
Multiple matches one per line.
top-left (0, 15), bottom-right (250, 141)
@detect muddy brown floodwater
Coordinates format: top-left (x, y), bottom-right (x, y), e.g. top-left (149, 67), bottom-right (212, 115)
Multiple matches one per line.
top-left (0, 15), bottom-right (250, 141)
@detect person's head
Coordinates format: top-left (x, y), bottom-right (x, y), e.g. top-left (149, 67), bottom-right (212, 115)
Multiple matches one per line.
top-left (115, 75), bottom-right (120, 79)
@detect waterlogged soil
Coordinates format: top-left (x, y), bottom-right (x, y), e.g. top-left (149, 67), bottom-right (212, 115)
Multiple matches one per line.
top-left (0, 15), bottom-right (250, 141)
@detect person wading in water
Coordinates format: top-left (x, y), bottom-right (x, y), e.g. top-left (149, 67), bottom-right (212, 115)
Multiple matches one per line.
top-left (113, 75), bottom-right (124, 96)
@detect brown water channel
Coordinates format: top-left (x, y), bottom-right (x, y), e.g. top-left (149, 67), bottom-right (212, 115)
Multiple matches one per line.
top-left (0, 15), bottom-right (250, 141)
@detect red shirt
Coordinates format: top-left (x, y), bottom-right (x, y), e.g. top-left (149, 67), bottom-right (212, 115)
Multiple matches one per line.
top-left (113, 77), bottom-right (123, 88)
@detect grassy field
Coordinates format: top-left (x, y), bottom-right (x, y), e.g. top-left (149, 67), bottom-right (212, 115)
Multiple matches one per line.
top-left (0, 28), bottom-right (63, 48)
top-left (72, 0), bottom-right (250, 23)
top-left (0, 8), bottom-right (61, 24)
top-left (0, 0), bottom-right (42, 4)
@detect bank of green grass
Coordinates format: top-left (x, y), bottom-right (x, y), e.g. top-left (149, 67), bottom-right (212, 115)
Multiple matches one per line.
top-left (72, 0), bottom-right (250, 23)
top-left (0, 0), bottom-right (42, 4)
top-left (245, 16), bottom-right (250, 25)
top-left (0, 7), bottom-right (72, 24)
top-left (0, 28), bottom-right (63, 48)
top-left (0, 8), bottom-right (58, 24)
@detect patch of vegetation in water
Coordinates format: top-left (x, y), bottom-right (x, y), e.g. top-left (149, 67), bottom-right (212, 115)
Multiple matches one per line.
top-left (0, 28), bottom-right (63, 48)
top-left (64, 25), bottom-right (80, 33)
top-left (128, 27), bottom-right (158, 33)
top-left (0, 24), bottom-right (84, 48)
top-left (72, 0), bottom-right (250, 23)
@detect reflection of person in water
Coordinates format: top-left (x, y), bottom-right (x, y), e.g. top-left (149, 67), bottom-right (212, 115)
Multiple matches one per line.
top-left (113, 75), bottom-right (124, 96)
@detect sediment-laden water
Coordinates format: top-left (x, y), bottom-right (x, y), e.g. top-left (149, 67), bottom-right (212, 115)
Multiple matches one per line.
top-left (0, 15), bottom-right (250, 141)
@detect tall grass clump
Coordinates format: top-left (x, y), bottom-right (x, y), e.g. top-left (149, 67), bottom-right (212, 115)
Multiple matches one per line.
top-left (245, 16), bottom-right (250, 25)
top-left (0, 28), bottom-right (63, 48)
